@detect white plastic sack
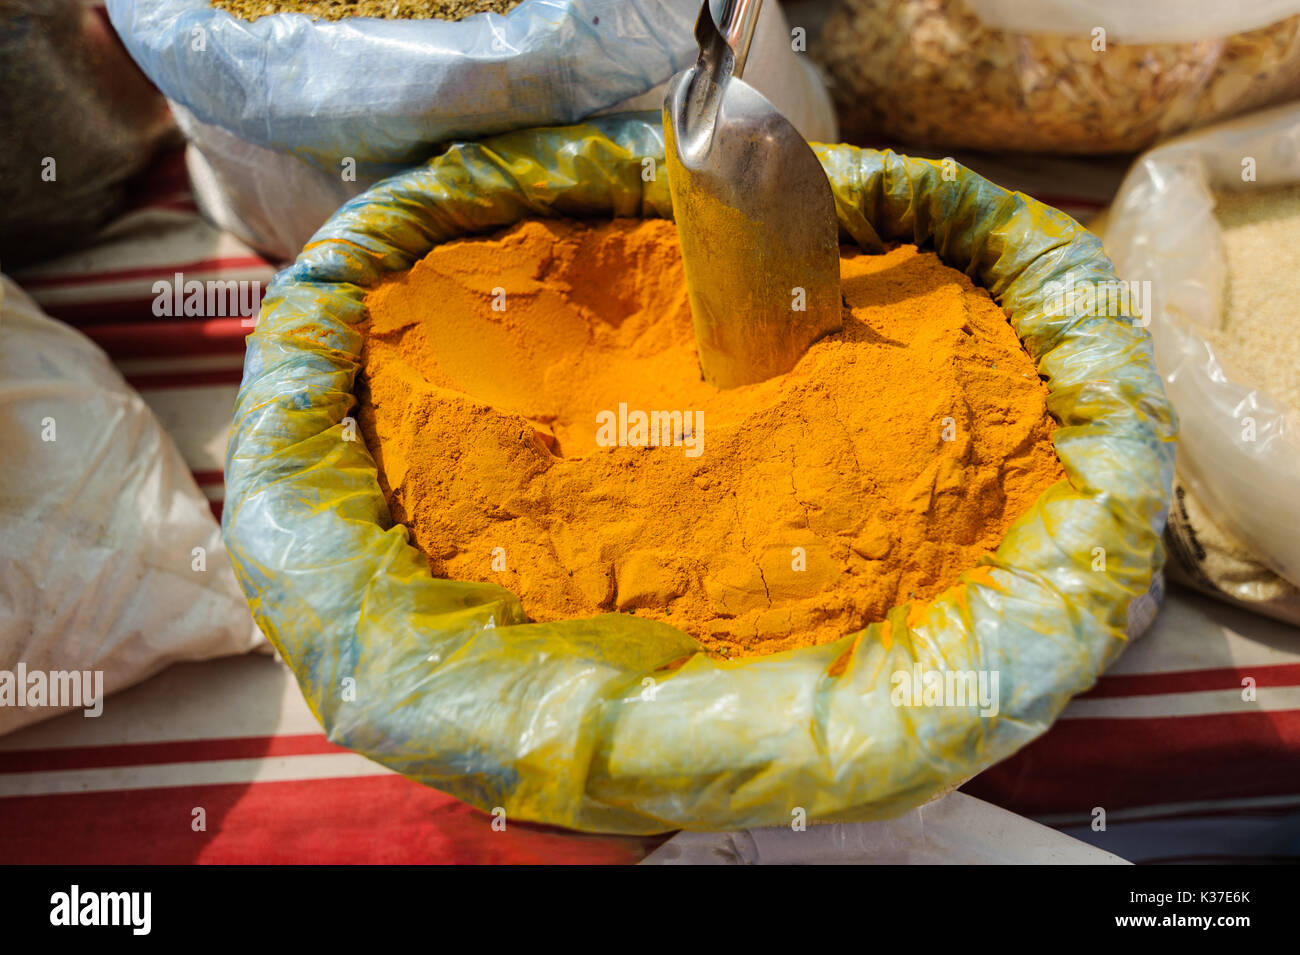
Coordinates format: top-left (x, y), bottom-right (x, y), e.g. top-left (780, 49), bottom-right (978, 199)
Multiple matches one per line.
top-left (1103, 102), bottom-right (1300, 591)
top-left (108, 0), bottom-right (837, 260)
top-left (0, 276), bottom-right (263, 735)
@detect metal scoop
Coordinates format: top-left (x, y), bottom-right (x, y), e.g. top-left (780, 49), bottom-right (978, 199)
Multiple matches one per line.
top-left (664, 0), bottom-right (842, 389)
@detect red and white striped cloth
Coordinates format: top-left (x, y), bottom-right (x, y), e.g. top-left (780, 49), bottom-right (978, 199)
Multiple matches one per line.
top-left (965, 591), bottom-right (1300, 863)
top-left (11, 148), bottom-right (259, 521)
top-left (0, 654), bottom-right (666, 864)
top-left (3, 143), bottom-right (1298, 864)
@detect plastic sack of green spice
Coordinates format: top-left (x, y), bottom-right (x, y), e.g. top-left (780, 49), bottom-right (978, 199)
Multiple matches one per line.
top-left (105, 0), bottom-right (834, 260)
top-left (223, 113), bottom-right (1175, 833)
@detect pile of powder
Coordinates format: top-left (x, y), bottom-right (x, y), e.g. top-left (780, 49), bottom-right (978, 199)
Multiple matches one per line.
top-left (212, 0), bottom-right (521, 22)
top-left (1206, 183), bottom-right (1300, 412)
top-left (358, 218), bottom-right (1064, 658)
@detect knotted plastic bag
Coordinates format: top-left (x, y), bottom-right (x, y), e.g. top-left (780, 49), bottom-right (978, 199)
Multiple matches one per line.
top-left (224, 114), bottom-right (1175, 833)
top-left (1, 277), bottom-right (262, 735)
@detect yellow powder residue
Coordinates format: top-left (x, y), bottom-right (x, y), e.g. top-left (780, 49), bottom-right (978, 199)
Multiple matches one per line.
top-left (358, 218), bottom-right (1064, 657)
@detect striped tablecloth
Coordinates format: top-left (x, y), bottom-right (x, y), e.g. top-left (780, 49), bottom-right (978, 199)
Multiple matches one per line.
top-left (965, 590), bottom-right (1300, 863)
top-left (11, 148), bottom-right (253, 521)
top-left (0, 654), bottom-right (664, 864)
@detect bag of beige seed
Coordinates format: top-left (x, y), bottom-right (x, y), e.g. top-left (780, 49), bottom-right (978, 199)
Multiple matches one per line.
top-left (819, 0), bottom-right (1300, 153)
top-left (1101, 102), bottom-right (1300, 626)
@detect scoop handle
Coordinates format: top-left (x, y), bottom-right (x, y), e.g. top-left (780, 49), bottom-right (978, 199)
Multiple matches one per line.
top-left (715, 0), bottom-right (762, 79)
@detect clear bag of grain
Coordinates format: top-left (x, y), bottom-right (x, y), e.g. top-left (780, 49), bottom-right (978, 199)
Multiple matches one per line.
top-left (106, 0), bottom-right (836, 260)
top-left (818, 0), bottom-right (1300, 153)
top-left (1102, 102), bottom-right (1300, 624)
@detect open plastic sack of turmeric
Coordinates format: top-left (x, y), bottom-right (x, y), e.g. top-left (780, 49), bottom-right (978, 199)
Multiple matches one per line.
top-left (223, 113), bottom-right (1175, 833)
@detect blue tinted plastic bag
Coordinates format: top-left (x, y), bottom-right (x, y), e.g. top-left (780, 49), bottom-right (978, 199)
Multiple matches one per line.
top-left (109, 0), bottom-right (698, 173)
top-left (106, 0), bottom-right (836, 259)
top-left (224, 114), bottom-right (1176, 833)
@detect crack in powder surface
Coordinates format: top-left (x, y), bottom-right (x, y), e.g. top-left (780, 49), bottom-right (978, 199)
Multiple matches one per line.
top-left (358, 218), bottom-right (1064, 657)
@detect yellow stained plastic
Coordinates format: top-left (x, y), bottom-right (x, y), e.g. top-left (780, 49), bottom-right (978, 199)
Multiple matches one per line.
top-left (223, 113), bottom-right (1176, 833)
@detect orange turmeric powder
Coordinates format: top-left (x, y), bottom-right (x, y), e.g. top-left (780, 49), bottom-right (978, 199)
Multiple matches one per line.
top-left (357, 218), bottom-right (1064, 657)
